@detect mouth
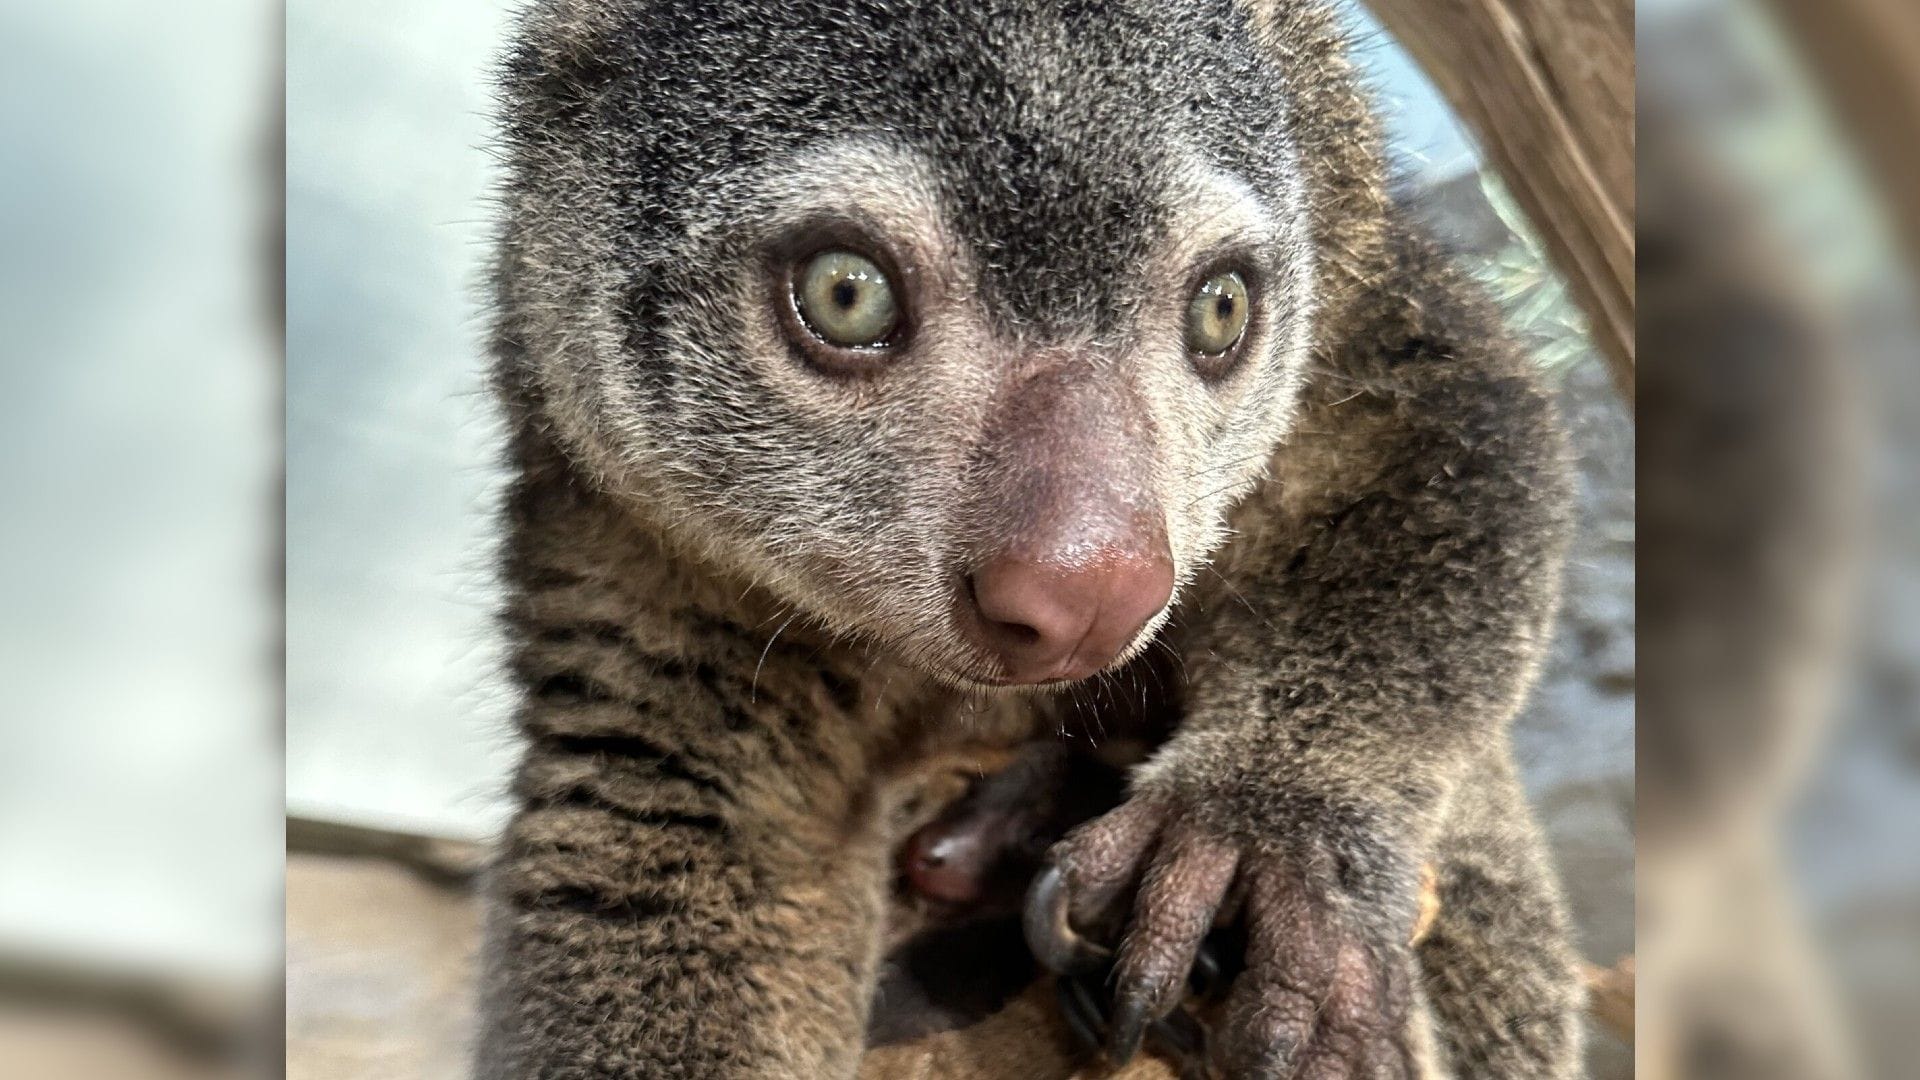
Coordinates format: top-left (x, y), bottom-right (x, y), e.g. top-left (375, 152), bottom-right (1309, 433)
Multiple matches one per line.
top-left (970, 670), bottom-right (1091, 690)
top-left (936, 668), bottom-right (1095, 694)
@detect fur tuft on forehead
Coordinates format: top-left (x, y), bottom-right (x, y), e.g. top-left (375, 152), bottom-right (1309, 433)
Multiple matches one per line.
top-left (499, 0), bottom-right (1302, 335)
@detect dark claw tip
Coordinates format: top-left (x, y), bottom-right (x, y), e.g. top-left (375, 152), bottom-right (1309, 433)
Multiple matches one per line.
top-left (1056, 975), bottom-right (1110, 1054)
top-left (1150, 1009), bottom-right (1209, 1063)
top-left (1023, 865), bottom-right (1113, 976)
top-left (1189, 938), bottom-right (1223, 999)
top-left (1106, 997), bottom-right (1148, 1065)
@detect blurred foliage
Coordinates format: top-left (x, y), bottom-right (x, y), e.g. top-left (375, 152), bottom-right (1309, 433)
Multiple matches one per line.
top-left (1471, 170), bottom-right (1595, 378)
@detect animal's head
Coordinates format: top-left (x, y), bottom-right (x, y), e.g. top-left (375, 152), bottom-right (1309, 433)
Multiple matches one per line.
top-left (497, 0), bottom-right (1334, 687)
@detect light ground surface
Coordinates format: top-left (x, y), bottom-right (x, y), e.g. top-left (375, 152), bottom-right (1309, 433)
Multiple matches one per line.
top-left (288, 855), bottom-right (482, 1080)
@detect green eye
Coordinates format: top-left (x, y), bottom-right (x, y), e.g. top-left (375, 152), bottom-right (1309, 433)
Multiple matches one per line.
top-left (794, 250), bottom-right (900, 348)
top-left (1185, 270), bottom-right (1250, 356)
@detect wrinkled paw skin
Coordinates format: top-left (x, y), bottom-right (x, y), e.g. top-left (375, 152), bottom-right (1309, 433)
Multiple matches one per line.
top-left (1026, 796), bottom-right (1421, 1079)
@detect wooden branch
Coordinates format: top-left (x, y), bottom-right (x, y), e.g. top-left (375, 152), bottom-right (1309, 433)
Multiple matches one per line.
top-left (1361, 0), bottom-right (1635, 401)
top-left (285, 814), bottom-right (485, 887)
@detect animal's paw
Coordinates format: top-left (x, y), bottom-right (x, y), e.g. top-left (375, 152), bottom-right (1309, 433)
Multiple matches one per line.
top-left (1024, 793), bottom-right (1421, 1079)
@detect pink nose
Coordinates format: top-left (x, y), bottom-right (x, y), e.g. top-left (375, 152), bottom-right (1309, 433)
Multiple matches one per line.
top-left (962, 549), bottom-right (1174, 685)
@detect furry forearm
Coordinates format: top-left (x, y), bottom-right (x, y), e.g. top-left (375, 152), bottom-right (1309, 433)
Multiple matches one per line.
top-left (1148, 267), bottom-right (1573, 852)
top-left (476, 650), bottom-right (891, 1078)
top-left (475, 465), bottom-right (894, 1078)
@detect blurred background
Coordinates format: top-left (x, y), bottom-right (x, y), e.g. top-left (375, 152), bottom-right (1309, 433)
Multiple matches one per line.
top-left (0, 0), bottom-right (1912, 1077)
top-left (0, 2), bottom-right (280, 1078)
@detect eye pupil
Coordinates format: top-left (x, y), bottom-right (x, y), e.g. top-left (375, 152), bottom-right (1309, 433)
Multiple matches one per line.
top-left (794, 249), bottom-right (900, 351)
top-left (1185, 270), bottom-right (1250, 364)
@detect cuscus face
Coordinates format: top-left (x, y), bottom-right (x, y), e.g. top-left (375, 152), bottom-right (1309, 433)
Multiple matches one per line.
top-left (497, 0), bottom-right (1318, 687)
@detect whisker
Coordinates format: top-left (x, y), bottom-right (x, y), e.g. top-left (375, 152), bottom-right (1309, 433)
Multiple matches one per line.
top-left (1201, 565), bottom-right (1278, 633)
top-left (750, 610), bottom-right (800, 703)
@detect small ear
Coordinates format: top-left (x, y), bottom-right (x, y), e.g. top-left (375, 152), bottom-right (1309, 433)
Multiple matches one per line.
top-left (500, 0), bottom-right (627, 127)
top-left (519, 0), bottom-right (624, 39)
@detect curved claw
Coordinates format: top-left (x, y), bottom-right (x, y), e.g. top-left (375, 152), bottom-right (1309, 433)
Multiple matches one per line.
top-left (1023, 865), bottom-right (1114, 977)
top-left (1029, 865), bottom-right (1227, 1077)
top-left (1188, 937), bottom-right (1224, 1000)
top-left (1149, 1009), bottom-right (1210, 1074)
top-left (1055, 974), bottom-right (1111, 1054)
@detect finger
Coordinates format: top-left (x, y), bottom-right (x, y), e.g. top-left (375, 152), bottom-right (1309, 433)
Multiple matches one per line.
top-left (1051, 795), bottom-right (1165, 930)
top-left (1294, 930), bottom-right (1416, 1080)
top-left (1341, 937), bottom-right (1415, 1079)
top-left (1289, 1028), bottom-right (1410, 1080)
top-left (1213, 872), bottom-right (1338, 1078)
top-left (1106, 834), bottom-right (1238, 1063)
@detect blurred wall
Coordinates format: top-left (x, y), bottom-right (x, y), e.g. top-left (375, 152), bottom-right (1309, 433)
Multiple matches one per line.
top-left (0, 0), bottom-right (278, 986)
top-left (286, 0), bottom-right (521, 836)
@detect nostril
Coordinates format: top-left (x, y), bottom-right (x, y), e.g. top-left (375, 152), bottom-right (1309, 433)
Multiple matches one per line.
top-left (959, 548), bottom-right (1173, 684)
top-left (964, 573), bottom-right (1046, 647)
top-left (1000, 621), bottom-right (1042, 647)
top-left (961, 563), bottom-right (1108, 687)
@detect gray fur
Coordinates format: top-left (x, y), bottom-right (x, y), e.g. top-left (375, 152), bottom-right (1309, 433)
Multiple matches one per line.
top-left (478, 0), bottom-right (1585, 1076)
